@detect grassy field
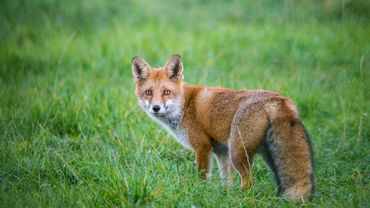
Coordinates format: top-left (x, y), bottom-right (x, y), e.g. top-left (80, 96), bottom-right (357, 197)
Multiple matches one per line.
top-left (0, 0), bottom-right (369, 207)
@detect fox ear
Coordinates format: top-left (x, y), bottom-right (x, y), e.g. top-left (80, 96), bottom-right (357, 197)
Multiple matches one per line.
top-left (164, 54), bottom-right (184, 80)
top-left (132, 57), bottom-right (151, 82)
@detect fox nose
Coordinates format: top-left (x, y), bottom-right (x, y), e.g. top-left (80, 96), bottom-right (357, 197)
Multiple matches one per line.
top-left (152, 105), bottom-right (161, 112)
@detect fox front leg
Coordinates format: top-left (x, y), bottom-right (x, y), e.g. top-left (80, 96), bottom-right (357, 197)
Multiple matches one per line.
top-left (194, 143), bottom-right (212, 179)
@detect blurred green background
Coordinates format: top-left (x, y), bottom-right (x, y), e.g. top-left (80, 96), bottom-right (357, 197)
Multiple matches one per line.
top-left (0, 0), bottom-right (369, 207)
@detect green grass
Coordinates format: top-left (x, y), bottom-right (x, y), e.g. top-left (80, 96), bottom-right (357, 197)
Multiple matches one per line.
top-left (0, 0), bottom-right (369, 207)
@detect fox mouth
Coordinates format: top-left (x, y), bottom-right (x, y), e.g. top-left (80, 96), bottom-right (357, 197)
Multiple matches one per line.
top-left (151, 111), bottom-right (163, 116)
top-left (150, 111), bottom-right (169, 118)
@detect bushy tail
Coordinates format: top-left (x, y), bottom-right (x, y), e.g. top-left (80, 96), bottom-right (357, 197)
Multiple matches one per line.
top-left (263, 119), bottom-right (314, 203)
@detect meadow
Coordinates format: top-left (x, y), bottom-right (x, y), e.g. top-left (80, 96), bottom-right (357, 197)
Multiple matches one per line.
top-left (0, 0), bottom-right (369, 207)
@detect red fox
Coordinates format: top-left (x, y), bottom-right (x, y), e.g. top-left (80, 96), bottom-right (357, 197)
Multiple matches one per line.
top-left (132, 55), bottom-right (314, 203)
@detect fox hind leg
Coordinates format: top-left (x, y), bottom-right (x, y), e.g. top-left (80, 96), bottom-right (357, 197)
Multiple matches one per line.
top-left (229, 143), bottom-right (255, 190)
top-left (229, 105), bottom-right (270, 190)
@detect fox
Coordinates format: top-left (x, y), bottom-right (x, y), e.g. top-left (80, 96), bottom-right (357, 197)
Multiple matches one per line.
top-left (131, 54), bottom-right (314, 203)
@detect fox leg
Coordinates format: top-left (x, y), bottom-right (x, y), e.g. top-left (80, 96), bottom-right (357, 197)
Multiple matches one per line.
top-left (229, 144), bottom-right (254, 190)
top-left (194, 143), bottom-right (213, 179)
top-left (229, 104), bottom-right (269, 191)
top-left (214, 152), bottom-right (233, 186)
top-left (229, 134), bottom-right (263, 191)
top-left (210, 138), bottom-right (233, 186)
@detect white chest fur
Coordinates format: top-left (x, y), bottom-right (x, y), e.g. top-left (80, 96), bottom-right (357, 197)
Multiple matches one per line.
top-left (153, 114), bottom-right (192, 149)
top-left (167, 127), bottom-right (191, 149)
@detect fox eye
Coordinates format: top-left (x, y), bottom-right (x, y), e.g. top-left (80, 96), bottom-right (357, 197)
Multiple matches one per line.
top-left (145, 90), bottom-right (152, 96)
top-left (163, 90), bottom-right (171, 96)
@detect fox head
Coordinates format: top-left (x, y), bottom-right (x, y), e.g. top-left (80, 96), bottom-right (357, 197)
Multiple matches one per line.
top-left (132, 55), bottom-right (185, 118)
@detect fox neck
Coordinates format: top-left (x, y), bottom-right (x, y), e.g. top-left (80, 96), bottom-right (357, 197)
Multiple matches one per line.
top-left (156, 112), bottom-right (183, 131)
